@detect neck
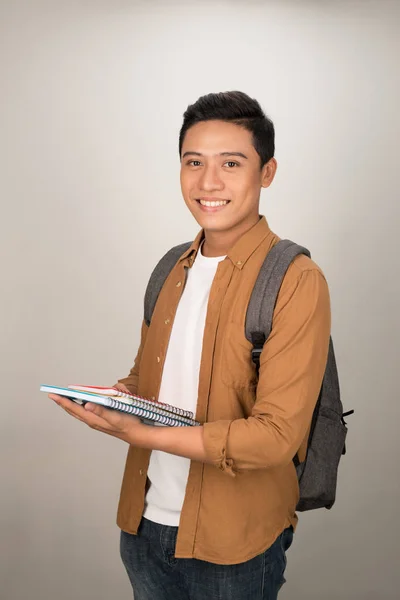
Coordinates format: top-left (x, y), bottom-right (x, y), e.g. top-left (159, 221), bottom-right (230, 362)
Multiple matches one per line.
top-left (201, 214), bottom-right (261, 257)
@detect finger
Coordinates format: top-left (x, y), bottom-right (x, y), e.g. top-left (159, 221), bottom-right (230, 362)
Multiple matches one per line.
top-left (49, 394), bottom-right (123, 430)
top-left (51, 398), bottom-right (86, 423)
top-left (63, 407), bottom-right (85, 423)
top-left (88, 404), bottom-right (142, 428)
top-left (89, 423), bottom-right (124, 437)
top-left (50, 395), bottom-right (140, 437)
top-left (59, 402), bottom-right (118, 432)
top-left (49, 395), bottom-right (103, 426)
top-left (49, 394), bottom-right (85, 414)
top-left (113, 383), bottom-right (132, 394)
top-left (84, 402), bottom-right (126, 428)
top-left (49, 393), bottom-right (70, 402)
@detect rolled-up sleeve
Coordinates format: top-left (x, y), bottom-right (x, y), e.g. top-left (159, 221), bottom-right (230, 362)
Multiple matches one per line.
top-left (115, 319), bottom-right (148, 395)
top-left (202, 268), bottom-right (331, 473)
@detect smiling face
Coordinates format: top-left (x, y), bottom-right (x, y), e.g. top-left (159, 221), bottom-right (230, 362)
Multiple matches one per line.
top-left (180, 120), bottom-right (277, 240)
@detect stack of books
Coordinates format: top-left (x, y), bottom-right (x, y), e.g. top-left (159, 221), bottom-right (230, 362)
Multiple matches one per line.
top-left (40, 384), bottom-right (200, 427)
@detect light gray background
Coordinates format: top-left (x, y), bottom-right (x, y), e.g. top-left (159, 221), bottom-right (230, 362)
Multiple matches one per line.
top-left (1, 1), bottom-right (399, 599)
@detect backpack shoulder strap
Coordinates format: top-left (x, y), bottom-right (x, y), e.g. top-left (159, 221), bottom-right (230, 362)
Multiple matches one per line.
top-left (245, 239), bottom-right (311, 371)
top-left (144, 241), bottom-right (192, 326)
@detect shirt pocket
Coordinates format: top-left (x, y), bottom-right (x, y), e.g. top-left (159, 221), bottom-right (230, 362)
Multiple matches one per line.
top-left (219, 321), bottom-right (258, 390)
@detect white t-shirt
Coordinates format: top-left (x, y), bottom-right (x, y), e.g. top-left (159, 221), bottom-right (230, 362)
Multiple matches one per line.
top-left (143, 243), bottom-right (226, 526)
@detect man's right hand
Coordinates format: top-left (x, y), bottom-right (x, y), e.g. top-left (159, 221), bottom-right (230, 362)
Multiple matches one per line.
top-left (113, 382), bottom-right (134, 395)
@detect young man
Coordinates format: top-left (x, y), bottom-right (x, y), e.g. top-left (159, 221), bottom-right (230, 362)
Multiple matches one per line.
top-left (50, 91), bottom-right (331, 599)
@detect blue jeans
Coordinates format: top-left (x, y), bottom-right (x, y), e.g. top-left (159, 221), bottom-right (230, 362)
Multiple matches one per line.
top-left (120, 517), bottom-right (293, 600)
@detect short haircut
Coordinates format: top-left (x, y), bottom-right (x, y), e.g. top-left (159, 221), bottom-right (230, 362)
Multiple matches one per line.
top-left (179, 91), bottom-right (275, 167)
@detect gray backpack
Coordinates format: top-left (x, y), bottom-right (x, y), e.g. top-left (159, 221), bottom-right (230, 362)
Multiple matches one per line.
top-left (144, 239), bottom-right (353, 512)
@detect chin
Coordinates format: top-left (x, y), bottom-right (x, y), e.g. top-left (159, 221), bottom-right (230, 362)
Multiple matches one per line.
top-left (186, 202), bottom-right (227, 228)
top-left (197, 216), bottom-right (238, 233)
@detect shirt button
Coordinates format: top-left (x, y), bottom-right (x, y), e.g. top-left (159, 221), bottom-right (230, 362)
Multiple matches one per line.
top-left (151, 396), bottom-right (156, 401)
top-left (164, 319), bottom-right (170, 325)
top-left (176, 281), bottom-right (182, 287)
top-left (139, 469), bottom-right (143, 476)
top-left (236, 260), bottom-right (242, 266)
top-left (157, 356), bottom-right (161, 363)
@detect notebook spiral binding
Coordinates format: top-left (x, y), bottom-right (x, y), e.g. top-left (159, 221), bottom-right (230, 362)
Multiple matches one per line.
top-left (114, 391), bottom-right (194, 420)
top-left (109, 398), bottom-right (199, 427)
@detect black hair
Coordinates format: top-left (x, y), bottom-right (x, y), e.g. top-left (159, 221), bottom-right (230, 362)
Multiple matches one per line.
top-left (179, 91), bottom-right (275, 167)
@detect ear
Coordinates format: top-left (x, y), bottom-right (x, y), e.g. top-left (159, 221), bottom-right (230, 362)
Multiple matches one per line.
top-left (261, 158), bottom-right (278, 189)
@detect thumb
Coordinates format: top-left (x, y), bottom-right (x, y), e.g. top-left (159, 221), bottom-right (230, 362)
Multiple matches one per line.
top-left (84, 402), bottom-right (103, 414)
top-left (84, 401), bottom-right (119, 422)
top-left (113, 382), bottom-right (132, 395)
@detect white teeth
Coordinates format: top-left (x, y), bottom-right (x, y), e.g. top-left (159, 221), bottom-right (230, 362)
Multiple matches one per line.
top-left (199, 200), bottom-right (229, 207)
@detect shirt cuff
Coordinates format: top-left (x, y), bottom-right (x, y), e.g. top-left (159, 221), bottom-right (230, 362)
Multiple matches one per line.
top-left (203, 420), bottom-right (236, 477)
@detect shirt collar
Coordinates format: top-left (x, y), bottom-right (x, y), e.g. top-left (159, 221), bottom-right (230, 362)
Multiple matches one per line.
top-left (179, 216), bottom-right (273, 270)
top-left (178, 229), bottom-right (205, 267)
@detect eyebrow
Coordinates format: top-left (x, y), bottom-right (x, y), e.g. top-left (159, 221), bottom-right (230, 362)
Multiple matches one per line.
top-left (182, 151), bottom-right (248, 159)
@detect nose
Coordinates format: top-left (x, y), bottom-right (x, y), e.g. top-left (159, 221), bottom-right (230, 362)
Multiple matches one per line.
top-left (198, 164), bottom-right (224, 192)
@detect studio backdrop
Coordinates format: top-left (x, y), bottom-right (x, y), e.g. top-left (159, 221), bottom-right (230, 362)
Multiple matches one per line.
top-left (1, 1), bottom-right (399, 599)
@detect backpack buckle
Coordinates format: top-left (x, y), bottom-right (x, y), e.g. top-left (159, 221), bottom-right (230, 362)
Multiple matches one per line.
top-left (251, 347), bottom-right (263, 369)
top-left (250, 332), bottom-right (266, 374)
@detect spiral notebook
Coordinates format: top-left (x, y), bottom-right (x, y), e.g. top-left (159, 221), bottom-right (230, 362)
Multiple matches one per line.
top-left (68, 385), bottom-right (194, 419)
top-left (41, 385), bottom-right (200, 427)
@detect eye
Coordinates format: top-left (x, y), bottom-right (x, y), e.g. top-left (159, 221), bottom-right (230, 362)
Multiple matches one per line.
top-left (187, 160), bottom-right (202, 167)
top-left (224, 161), bottom-right (239, 168)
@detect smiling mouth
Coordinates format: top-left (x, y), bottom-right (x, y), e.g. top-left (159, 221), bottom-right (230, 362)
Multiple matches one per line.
top-left (196, 199), bottom-right (231, 207)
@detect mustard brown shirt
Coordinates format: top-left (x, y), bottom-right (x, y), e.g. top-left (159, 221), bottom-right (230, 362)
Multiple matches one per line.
top-left (116, 216), bottom-right (331, 565)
